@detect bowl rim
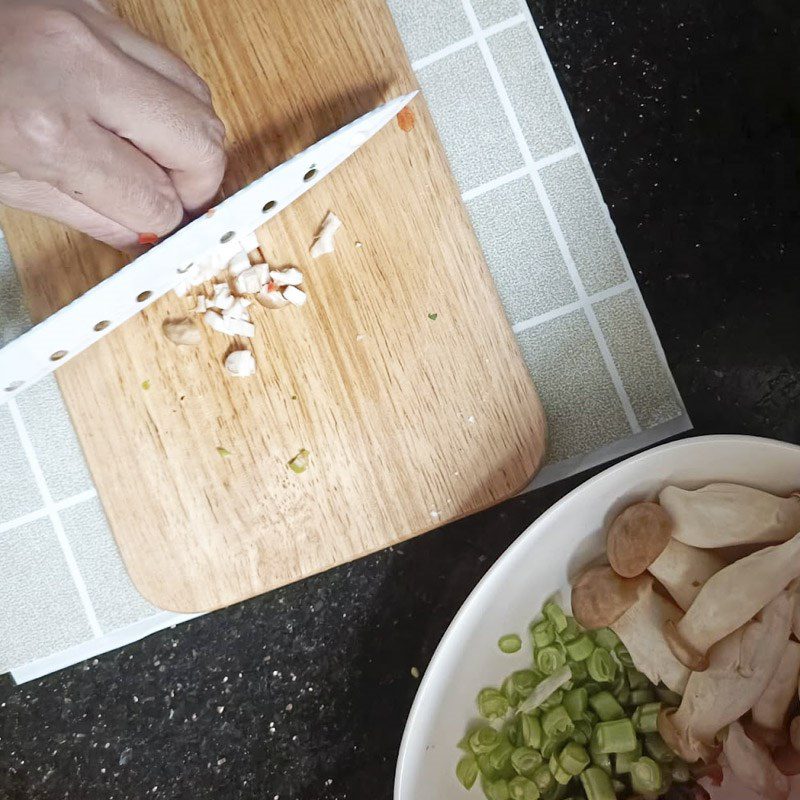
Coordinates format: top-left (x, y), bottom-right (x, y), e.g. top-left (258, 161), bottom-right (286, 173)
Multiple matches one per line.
top-left (394, 433), bottom-right (800, 797)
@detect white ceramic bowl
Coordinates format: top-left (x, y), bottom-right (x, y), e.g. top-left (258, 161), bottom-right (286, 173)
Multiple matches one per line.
top-left (395, 435), bottom-right (800, 800)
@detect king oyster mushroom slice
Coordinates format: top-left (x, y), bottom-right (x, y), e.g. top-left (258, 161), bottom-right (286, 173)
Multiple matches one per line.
top-left (606, 502), bottom-right (725, 610)
top-left (750, 640), bottom-right (800, 744)
top-left (664, 532), bottom-right (800, 670)
top-left (659, 482), bottom-right (800, 548)
top-left (658, 588), bottom-right (794, 763)
top-left (571, 566), bottom-right (689, 694)
top-left (722, 721), bottom-right (789, 800)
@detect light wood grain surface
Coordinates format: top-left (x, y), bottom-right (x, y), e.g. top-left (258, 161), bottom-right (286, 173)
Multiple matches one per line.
top-left (0, 0), bottom-right (546, 612)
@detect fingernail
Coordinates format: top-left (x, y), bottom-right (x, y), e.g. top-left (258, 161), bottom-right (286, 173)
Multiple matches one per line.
top-left (138, 232), bottom-right (159, 245)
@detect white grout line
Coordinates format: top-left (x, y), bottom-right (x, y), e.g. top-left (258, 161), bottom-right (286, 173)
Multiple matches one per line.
top-left (411, 13), bottom-right (526, 71)
top-left (460, 0), bottom-right (641, 435)
top-left (0, 488), bottom-right (99, 536)
top-left (512, 281), bottom-right (633, 334)
top-left (0, 506), bottom-right (49, 535)
top-left (461, 144), bottom-right (580, 203)
top-left (7, 400), bottom-right (103, 637)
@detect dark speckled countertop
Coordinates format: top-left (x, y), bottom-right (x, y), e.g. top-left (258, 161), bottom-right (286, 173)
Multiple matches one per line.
top-left (2, 1), bottom-right (799, 798)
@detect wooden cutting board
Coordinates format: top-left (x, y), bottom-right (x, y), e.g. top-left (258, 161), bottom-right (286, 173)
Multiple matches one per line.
top-left (0, 0), bottom-right (546, 612)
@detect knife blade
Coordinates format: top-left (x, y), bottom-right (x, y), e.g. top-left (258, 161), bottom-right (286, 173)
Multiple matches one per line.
top-left (0, 91), bottom-right (417, 403)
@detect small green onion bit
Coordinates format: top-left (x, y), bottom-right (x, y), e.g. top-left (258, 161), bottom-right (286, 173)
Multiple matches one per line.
top-left (519, 714), bottom-right (543, 749)
top-left (508, 775), bottom-right (541, 800)
top-left (592, 628), bottom-right (620, 650)
top-left (632, 702), bottom-right (662, 734)
top-left (511, 746), bottom-right (543, 778)
top-left (488, 738), bottom-right (515, 775)
top-left (536, 646), bottom-right (566, 676)
top-left (532, 764), bottom-right (555, 792)
top-left (631, 756), bottom-right (663, 795)
top-left (558, 741), bottom-right (590, 775)
top-left (478, 687), bottom-right (510, 720)
top-left (531, 621), bottom-right (556, 649)
top-left (587, 648), bottom-right (617, 683)
top-left (588, 691), bottom-right (624, 722)
top-left (469, 725), bottom-right (501, 755)
top-left (580, 765), bottom-right (616, 800)
top-left (483, 778), bottom-right (511, 800)
top-left (543, 602), bottom-right (568, 633)
top-left (499, 634), bottom-right (523, 654)
top-left (591, 718), bottom-right (638, 754)
top-left (456, 754), bottom-right (479, 789)
top-left (563, 687), bottom-right (588, 721)
top-left (542, 705), bottom-right (574, 739)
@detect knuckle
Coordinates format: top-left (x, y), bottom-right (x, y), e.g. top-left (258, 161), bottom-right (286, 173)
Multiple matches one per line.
top-left (145, 186), bottom-right (183, 233)
top-left (29, 7), bottom-right (95, 48)
top-left (12, 108), bottom-right (71, 158)
top-left (190, 75), bottom-right (214, 105)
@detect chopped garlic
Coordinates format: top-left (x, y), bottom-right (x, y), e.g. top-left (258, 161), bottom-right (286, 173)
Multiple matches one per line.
top-left (162, 317), bottom-right (201, 347)
top-left (239, 231), bottom-right (259, 254)
top-left (224, 349), bottom-right (256, 377)
top-left (234, 266), bottom-right (265, 295)
top-left (227, 250), bottom-right (251, 277)
top-left (269, 267), bottom-right (303, 287)
top-left (282, 285), bottom-right (307, 307)
top-left (204, 310), bottom-right (255, 337)
top-left (223, 298), bottom-right (252, 322)
top-left (192, 296), bottom-right (208, 313)
top-left (257, 288), bottom-right (289, 309)
top-left (310, 211), bottom-right (342, 258)
top-left (208, 283), bottom-right (234, 311)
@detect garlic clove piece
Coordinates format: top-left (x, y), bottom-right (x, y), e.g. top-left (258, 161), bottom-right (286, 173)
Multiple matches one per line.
top-left (282, 286), bottom-right (307, 306)
top-left (310, 211), bottom-right (341, 258)
top-left (269, 267), bottom-right (303, 287)
top-left (162, 317), bottom-right (201, 347)
top-left (224, 349), bottom-right (256, 377)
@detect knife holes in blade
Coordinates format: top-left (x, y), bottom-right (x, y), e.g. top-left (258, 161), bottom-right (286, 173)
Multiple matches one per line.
top-left (303, 166), bottom-right (317, 182)
top-left (50, 350), bottom-right (68, 361)
top-left (4, 380), bottom-right (23, 392)
top-left (136, 291), bottom-right (152, 303)
top-left (220, 231), bottom-right (235, 244)
top-left (262, 200), bottom-right (277, 214)
top-left (93, 320), bottom-right (110, 332)
top-left (177, 263), bottom-right (194, 275)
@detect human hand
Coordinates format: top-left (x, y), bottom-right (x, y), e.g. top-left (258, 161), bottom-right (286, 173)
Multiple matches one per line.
top-left (0, 0), bottom-right (226, 249)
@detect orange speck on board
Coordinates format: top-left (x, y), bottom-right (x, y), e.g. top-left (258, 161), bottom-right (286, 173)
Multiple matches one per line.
top-left (138, 232), bottom-right (158, 245)
top-left (397, 107), bottom-right (416, 133)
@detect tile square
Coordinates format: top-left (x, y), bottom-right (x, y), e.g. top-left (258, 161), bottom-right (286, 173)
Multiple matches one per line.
top-left (386, 0), bottom-right (472, 63)
top-left (15, 376), bottom-right (94, 503)
top-left (517, 309), bottom-right (631, 462)
top-left (471, 0), bottom-right (523, 28)
top-left (0, 239), bottom-right (31, 349)
top-left (0, 516), bottom-right (93, 671)
top-left (0, 405), bottom-right (43, 525)
top-left (488, 23), bottom-right (574, 160)
top-left (466, 176), bottom-right (576, 323)
top-left (539, 154), bottom-right (627, 294)
top-left (593, 289), bottom-right (683, 429)
top-left (418, 45), bottom-right (523, 192)
top-left (60, 498), bottom-right (159, 629)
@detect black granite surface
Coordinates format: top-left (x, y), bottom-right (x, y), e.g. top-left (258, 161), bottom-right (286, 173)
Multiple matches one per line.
top-left (2, 1), bottom-right (799, 798)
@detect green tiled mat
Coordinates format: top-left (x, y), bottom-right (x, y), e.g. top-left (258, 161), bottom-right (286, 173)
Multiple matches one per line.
top-left (0, 0), bottom-right (688, 682)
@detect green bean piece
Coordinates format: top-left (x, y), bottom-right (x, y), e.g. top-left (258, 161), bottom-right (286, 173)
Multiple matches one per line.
top-left (588, 691), bottom-right (625, 722)
top-left (563, 687), bottom-right (588, 721)
top-left (591, 718), bottom-right (638, 754)
top-left (470, 726), bottom-right (502, 755)
top-left (536, 645), bottom-right (567, 675)
top-left (508, 775), bottom-right (541, 800)
top-left (644, 732), bottom-right (675, 763)
top-left (544, 602), bottom-right (568, 633)
top-left (614, 644), bottom-right (635, 669)
top-left (565, 635), bottom-right (595, 662)
top-left (532, 621), bottom-right (556, 649)
top-left (592, 628), bottom-right (620, 650)
top-left (580, 765), bottom-right (617, 800)
top-left (543, 705), bottom-right (574, 739)
top-left (488, 738), bottom-right (516, 778)
top-left (532, 764), bottom-right (554, 791)
top-left (588, 738), bottom-right (612, 774)
top-left (457, 755), bottom-right (479, 789)
top-left (548, 754), bottom-right (572, 785)
top-left (626, 668), bottom-right (649, 690)
top-left (630, 756), bottom-right (663, 795)
top-left (541, 732), bottom-right (568, 759)
top-left (587, 648), bottom-right (617, 683)
top-left (569, 660), bottom-right (589, 683)
top-left (483, 777), bottom-right (511, 800)
top-left (559, 617), bottom-right (581, 643)
top-left (632, 702), bottom-right (662, 734)
top-left (570, 718), bottom-right (592, 746)
top-left (630, 688), bottom-right (656, 707)
top-left (499, 634), bottom-right (523, 654)
top-left (511, 747), bottom-right (543, 778)
top-left (539, 690), bottom-right (565, 713)
top-left (558, 741), bottom-right (590, 775)
top-left (520, 714), bottom-right (543, 750)
top-left (479, 688), bottom-right (511, 720)
top-left (582, 681), bottom-right (602, 696)
top-left (614, 740), bottom-right (642, 774)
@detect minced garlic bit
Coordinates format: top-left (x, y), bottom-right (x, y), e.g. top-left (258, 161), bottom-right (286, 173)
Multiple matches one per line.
top-left (162, 317), bottom-right (201, 347)
top-left (310, 211), bottom-right (342, 258)
top-left (223, 297), bottom-right (252, 322)
top-left (287, 448), bottom-right (310, 474)
top-left (192, 295), bottom-right (207, 314)
top-left (269, 267), bottom-right (303, 287)
top-left (234, 266), bottom-right (265, 295)
top-left (227, 250), bottom-right (251, 277)
top-left (257, 287), bottom-right (289, 309)
top-left (224, 349), bottom-right (256, 377)
top-left (203, 310), bottom-right (255, 338)
top-left (209, 283), bottom-right (234, 312)
top-left (282, 285), bottom-right (307, 307)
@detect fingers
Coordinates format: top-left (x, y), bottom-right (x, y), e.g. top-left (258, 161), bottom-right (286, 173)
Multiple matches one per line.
top-left (0, 171), bottom-right (138, 250)
top-left (88, 41), bottom-right (226, 214)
